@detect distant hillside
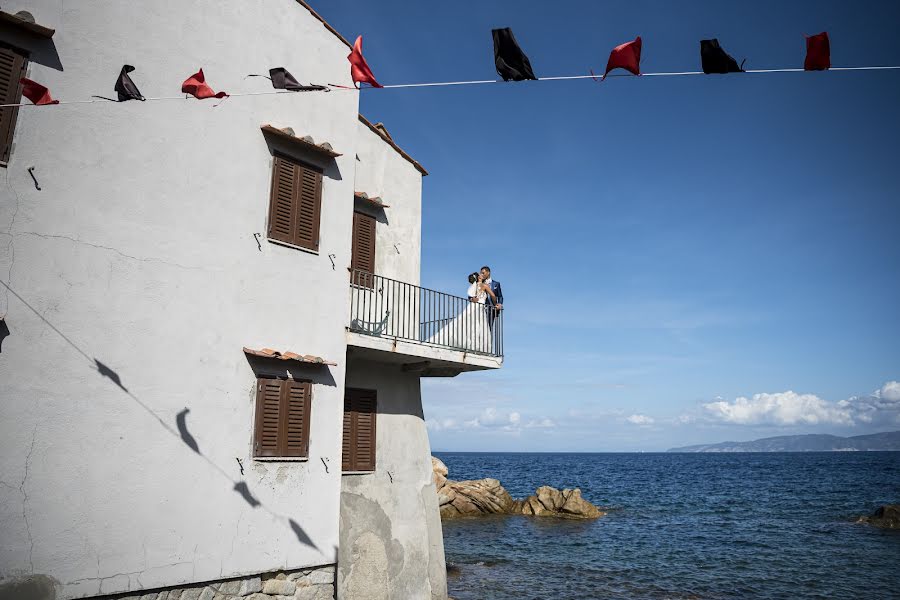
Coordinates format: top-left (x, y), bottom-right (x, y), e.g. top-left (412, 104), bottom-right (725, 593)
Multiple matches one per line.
top-left (668, 431), bottom-right (900, 453)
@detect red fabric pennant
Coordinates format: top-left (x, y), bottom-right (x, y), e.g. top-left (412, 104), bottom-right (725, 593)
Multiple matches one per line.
top-left (348, 35), bottom-right (383, 88)
top-left (804, 32), bottom-right (830, 71)
top-left (20, 78), bottom-right (59, 105)
top-left (603, 36), bottom-right (642, 80)
top-left (181, 69), bottom-right (228, 99)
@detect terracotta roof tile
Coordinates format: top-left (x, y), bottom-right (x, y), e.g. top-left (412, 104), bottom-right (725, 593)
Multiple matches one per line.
top-left (243, 347), bottom-right (336, 366)
top-left (261, 125), bottom-right (342, 158)
top-left (354, 191), bottom-right (390, 208)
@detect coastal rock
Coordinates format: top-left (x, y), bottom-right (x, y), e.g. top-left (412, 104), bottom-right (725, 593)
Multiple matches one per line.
top-left (432, 456), bottom-right (449, 478)
top-left (858, 504), bottom-right (900, 529)
top-left (432, 457), bottom-right (603, 520)
top-left (439, 478), bottom-right (516, 518)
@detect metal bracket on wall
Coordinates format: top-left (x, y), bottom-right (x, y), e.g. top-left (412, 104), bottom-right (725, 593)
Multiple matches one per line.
top-left (27, 166), bottom-right (40, 190)
top-left (253, 233), bottom-right (262, 251)
top-left (328, 254), bottom-right (336, 270)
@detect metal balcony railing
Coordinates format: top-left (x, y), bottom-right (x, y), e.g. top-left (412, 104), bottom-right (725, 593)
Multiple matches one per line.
top-left (349, 270), bottom-right (503, 358)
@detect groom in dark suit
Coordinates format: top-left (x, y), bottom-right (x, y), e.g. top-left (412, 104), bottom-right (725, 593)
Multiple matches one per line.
top-left (480, 266), bottom-right (503, 313)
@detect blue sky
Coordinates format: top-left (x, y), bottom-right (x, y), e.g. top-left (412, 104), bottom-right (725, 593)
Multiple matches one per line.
top-left (323, 0), bottom-right (900, 451)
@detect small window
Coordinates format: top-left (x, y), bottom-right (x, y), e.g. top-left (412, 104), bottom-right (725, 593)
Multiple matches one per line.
top-left (342, 388), bottom-right (377, 472)
top-left (0, 45), bottom-right (29, 164)
top-left (267, 155), bottom-right (323, 251)
top-left (254, 377), bottom-right (312, 459)
top-left (350, 211), bottom-right (376, 287)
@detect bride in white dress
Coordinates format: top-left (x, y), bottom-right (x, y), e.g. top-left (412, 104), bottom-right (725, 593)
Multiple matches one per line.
top-left (429, 272), bottom-right (494, 353)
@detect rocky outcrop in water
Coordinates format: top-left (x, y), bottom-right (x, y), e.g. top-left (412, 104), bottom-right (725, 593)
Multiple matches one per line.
top-left (432, 456), bottom-right (604, 520)
top-left (857, 504), bottom-right (900, 529)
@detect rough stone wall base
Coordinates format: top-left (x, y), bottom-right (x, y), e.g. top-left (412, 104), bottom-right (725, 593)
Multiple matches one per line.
top-left (87, 566), bottom-right (335, 600)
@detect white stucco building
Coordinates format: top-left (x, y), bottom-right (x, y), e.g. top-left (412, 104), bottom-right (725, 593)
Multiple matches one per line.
top-left (0, 2), bottom-right (502, 600)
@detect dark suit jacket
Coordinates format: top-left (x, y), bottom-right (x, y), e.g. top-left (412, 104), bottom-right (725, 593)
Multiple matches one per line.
top-left (486, 280), bottom-right (503, 307)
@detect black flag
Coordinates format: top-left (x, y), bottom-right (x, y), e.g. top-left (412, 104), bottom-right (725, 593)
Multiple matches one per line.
top-left (268, 67), bottom-right (327, 92)
top-left (492, 28), bottom-right (537, 81)
top-left (115, 65), bottom-right (144, 101)
top-left (700, 39), bottom-right (745, 74)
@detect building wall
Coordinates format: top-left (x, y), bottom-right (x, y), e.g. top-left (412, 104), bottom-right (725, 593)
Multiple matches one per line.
top-left (0, 1), bottom-right (361, 598)
top-left (339, 357), bottom-right (447, 600)
top-left (353, 120), bottom-right (423, 288)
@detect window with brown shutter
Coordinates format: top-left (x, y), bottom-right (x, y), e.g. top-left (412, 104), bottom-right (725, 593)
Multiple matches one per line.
top-left (253, 377), bottom-right (312, 459)
top-left (267, 155), bottom-right (323, 251)
top-left (351, 211), bottom-right (376, 287)
top-left (342, 388), bottom-right (377, 472)
top-left (0, 45), bottom-right (28, 165)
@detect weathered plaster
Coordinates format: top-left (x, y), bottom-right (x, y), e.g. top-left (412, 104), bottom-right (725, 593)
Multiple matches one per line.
top-left (0, 1), bottom-right (358, 598)
top-left (339, 358), bottom-right (447, 600)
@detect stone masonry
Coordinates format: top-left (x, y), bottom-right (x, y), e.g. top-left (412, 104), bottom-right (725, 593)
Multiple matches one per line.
top-left (103, 565), bottom-right (335, 600)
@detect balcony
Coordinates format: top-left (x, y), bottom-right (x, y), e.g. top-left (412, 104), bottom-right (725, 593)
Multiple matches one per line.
top-left (347, 270), bottom-right (503, 376)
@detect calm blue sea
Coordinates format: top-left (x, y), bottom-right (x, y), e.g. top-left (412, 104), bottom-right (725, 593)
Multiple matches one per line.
top-left (434, 452), bottom-right (900, 600)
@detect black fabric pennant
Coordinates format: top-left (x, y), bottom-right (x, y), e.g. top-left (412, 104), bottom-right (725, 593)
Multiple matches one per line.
top-left (492, 28), bottom-right (537, 81)
top-left (267, 67), bottom-right (327, 92)
top-left (115, 64), bottom-right (145, 101)
top-left (700, 39), bottom-right (745, 74)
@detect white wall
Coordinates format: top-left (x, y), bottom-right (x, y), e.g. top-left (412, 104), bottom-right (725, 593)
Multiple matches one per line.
top-left (350, 121), bottom-right (424, 343)
top-left (354, 120), bottom-right (423, 288)
top-left (0, 1), bottom-right (361, 598)
top-left (339, 358), bottom-right (447, 600)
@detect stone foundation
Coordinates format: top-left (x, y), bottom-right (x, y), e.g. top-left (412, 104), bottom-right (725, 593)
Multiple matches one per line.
top-left (104, 565), bottom-right (335, 600)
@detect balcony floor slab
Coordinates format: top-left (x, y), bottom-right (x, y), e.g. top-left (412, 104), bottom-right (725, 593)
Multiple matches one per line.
top-left (346, 330), bottom-right (502, 376)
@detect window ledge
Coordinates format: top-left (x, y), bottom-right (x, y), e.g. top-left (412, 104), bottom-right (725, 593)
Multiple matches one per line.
top-left (254, 457), bottom-right (310, 462)
top-left (267, 237), bottom-right (319, 255)
top-left (342, 471), bottom-right (375, 476)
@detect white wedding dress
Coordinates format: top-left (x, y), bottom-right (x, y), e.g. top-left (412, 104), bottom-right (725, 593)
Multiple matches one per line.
top-left (428, 282), bottom-right (492, 353)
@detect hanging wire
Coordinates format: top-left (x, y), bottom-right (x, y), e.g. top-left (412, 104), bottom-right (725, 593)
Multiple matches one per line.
top-left (2, 65), bottom-right (899, 108)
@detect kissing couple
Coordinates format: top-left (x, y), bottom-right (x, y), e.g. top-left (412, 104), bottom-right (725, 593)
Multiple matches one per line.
top-left (467, 266), bottom-right (503, 313)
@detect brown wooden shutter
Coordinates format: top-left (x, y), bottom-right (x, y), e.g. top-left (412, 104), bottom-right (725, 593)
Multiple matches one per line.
top-left (0, 46), bottom-right (28, 164)
top-left (268, 157), bottom-right (297, 245)
top-left (283, 380), bottom-right (311, 457)
top-left (351, 212), bottom-right (376, 287)
top-left (342, 388), bottom-right (377, 472)
top-left (341, 394), bottom-right (354, 471)
top-left (353, 390), bottom-right (377, 472)
top-left (254, 377), bottom-right (311, 458)
top-left (267, 156), bottom-right (322, 251)
top-left (254, 378), bottom-right (283, 457)
top-left (295, 167), bottom-right (322, 251)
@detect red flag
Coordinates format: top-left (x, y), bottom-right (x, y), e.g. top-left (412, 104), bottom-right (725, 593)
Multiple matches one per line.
top-left (603, 36), bottom-right (642, 80)
top-left (19, 78), bottom-right (59, 105)
top-left (804, 32), bottom-right (830, 71)
top-left (181, 69), bottom-right (228, 99)
top-left (348, 35), bottom-right (382, 88)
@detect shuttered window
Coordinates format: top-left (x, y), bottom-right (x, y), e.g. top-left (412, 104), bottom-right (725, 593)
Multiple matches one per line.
top-left (267, 155), bottom-right (323, 251)
top-left (342, 388), bottom-right (377, 472)
top-left (253, 377), bottom-right (312, 458)
top-left (350, 211), bottom-right (376, 287)
top-left (0, 45), bottom-right (28, 164)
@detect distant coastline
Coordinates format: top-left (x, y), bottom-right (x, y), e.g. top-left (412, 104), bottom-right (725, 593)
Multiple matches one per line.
top-left (667, 430), bottom-right (900, 453)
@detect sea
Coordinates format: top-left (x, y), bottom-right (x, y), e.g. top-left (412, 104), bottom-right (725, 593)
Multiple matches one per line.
top-left (434, 452), bottom-right (900, 600)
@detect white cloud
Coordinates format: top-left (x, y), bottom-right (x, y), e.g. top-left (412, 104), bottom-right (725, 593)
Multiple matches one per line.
top-left (701, 381), bottom-right (900, 427)
top-left (878, 381), bottom-right (900, 402)
top-left (525, 418), bottom-right (556, 429)
top-left (703, 391), bottom-right (852, 426)
top-left (425, 418), bottom-right (458, 432)
top-left (463, 407), bottom-right (521, 431)
top-left (626, 414), bottom-right (655, 426)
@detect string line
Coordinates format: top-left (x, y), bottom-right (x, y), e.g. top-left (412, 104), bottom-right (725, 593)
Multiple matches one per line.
top-left (3, 65), bottom-right (899, 107)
